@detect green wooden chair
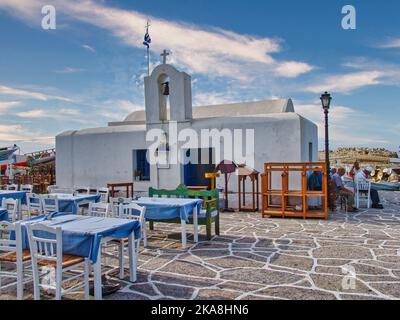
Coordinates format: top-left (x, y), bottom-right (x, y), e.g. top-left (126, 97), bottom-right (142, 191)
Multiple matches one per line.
top-left (148, 185), bottom-right (220, 240)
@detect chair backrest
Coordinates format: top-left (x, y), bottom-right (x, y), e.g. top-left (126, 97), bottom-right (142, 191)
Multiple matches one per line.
top-left (98, 188), bottom-right (110, 203)
top-left (6, 184), bottom-right (18, 191)
top-left (0, 221), bottom-right (22, 254)
top-left (110, 197), bottom-right (132, 217)
top-left (42, 195), bottom-right (59, 214)
top-left (1, 198), bottom-right (19, 222)
top-left (75, 187), bottom-right (89, 194)
top-left (88, 188), bottom-right (98, 195)
top-left (148, 184), bottom-right (188, 199)
top-left (20, 184), bottom-right (33, 193)
top-left (26, 223), bottom-right (62, 267)
top-left (27, 193), bottom-right (42, 216)
top-left (88, 202), bottom-right (110, 217)
top-left (356, 181), bottom-right (371, 192)
top-left (118, 203), bottom-right (146, 224)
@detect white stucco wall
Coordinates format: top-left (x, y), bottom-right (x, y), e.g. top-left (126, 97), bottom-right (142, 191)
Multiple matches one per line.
top-left (56, 112), bottom-right (318, 194)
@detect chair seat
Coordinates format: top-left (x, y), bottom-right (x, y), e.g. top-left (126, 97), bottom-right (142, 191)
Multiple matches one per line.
top-left (199, 209), bottom-right (218, 218)
top-left (38, 254), bottom-right (84, 268)
top-left (111, 237), bottom-right (129, 243)
top-left (0, 249), bottom-right (31, 263)
top-left (30, 210), bottom-right (41, 217)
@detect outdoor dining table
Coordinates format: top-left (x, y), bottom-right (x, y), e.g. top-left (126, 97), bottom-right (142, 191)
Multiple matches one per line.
top-left (132, 197), bottom-right (203, 248)
top-left (0, 208), bottom-right (8, 221)
top-left (17, 212), bottom-right (141, 300)
top-left (51, 193), bottom-right (101, 214)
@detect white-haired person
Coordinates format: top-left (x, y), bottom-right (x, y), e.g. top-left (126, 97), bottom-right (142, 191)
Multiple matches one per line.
top-left (355, 166), bottom-right (384, 209)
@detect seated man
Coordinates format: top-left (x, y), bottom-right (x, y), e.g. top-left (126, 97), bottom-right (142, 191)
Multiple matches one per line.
top-left (355, 166), bottom-right (384, 209)
top-left (332, 167), bottom-right (358, 212)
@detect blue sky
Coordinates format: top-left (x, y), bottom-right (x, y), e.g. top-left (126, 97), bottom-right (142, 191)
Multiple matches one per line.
top-left (0, 0), bottom-right (399, 153)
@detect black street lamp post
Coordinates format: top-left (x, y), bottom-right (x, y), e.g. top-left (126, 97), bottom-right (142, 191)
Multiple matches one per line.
top-left (320, 91), bottom-right (332, 208)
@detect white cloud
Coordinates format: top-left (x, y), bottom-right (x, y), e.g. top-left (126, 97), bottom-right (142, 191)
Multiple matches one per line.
top-left (0, 85), bottom-right (72, 102)
top-left (295, 101), bottom-right (389, 147)
top-left (82, 44), bottom-right (96, 53)
top-left (376, 38), bottom-right (400, 49)
top-left (0, 0), bottom-right (313, 81)
top-left (100, 99), bottom-right (143, 121)
top-left (0, 124), bottom-right (53, 143)
top-left (16, 108), bottom-right (81, 121)
top-left (304, 71), bottom-right (383, 94)
top-left (0, 101), bottom-right (20, 114)
top-left (53, 67), bottom-right (85, 74)
top-left (274, 61), bottom-right (314, 78)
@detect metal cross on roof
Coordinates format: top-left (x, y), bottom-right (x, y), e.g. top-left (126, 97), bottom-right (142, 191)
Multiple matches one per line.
top-left (161, 49), bottom-right (170, 64)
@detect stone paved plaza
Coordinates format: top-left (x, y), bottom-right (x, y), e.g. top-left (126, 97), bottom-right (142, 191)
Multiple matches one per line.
top-left (1, 192), bottom-right (399, 300)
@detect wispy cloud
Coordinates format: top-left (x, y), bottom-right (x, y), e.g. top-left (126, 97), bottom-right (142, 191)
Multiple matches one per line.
top-left (376, 38), bottom-right (400, 49)
top-left (82, 44), bottom-right (96, 53)
top-left (296, 101), bottom-right (389, 146)
top-left (0, 85), bottom-right (72, 102)
top-left (16, 108), bottom-right (81, 121)
top-left (0, 101), bottom-right (21, 114)
top-left (0, 124), bottom-right (54, 143)
top-left (53, 67), bottom-right (85, 74)
top-left (304, 71), bottom-right (383, 94)
top-left (0, 0), bottom-right (313, 81)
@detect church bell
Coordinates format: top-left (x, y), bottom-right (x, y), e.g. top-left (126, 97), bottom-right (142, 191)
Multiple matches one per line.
top-left (162, 81), bottom-right (170, 96)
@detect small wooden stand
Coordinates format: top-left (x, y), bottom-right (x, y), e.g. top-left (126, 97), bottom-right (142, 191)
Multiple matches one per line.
top-left (261, 162), bottom-right (328, 219)
top-left (237, 165), bottom-right (259, 212)
top-left (107, 182), bottom-right (134, 198)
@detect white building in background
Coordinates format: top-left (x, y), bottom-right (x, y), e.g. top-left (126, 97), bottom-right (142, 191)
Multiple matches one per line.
top-left (56, 58), bottom-right (318, 193)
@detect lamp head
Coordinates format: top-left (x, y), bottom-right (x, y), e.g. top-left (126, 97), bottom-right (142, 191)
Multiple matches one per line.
top-left (320, 91), bottom-right (332, 111)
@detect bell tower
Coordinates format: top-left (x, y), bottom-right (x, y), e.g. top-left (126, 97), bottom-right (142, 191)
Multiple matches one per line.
top-left (144, 50), bottom-right (193, 124)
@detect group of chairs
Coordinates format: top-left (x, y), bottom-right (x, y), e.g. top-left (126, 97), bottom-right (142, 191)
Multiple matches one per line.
top-left (0, 186), bottom-right (147, 300)
top-left (1, 184), bottom-right (33, 193)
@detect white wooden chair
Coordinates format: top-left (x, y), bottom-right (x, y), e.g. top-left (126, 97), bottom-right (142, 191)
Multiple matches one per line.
top-left (42, 195), bottom-right (59, 215)
top-left (109, 197), bottom-right (132, 217)
top-left (355, 180), bottom-right (371, 209)
top-left (26, 223), bottom-right (90, 300)
top-left (0, 221), bottom-right (31, 300)
top-left (6, 184), bottom-right (18, 191)
top-left (20, 185), bottom-right (33, 193)
top-left (27, 193), bottom-right (43, 218)
top-left (88, 202), bottom-right (110, 217)
top-left (98, 188), bottom-right (110, 204)
top-left (112, 203), bottom-right (146, 279)
top-left (1, 198), bottom-right (19, 222)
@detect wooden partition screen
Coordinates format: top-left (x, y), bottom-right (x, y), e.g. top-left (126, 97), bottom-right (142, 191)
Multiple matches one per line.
top-left (261, 162), bottom-right (328, 219)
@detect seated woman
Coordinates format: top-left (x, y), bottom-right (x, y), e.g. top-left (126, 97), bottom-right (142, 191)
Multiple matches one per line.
top-left (355, 166), bottom-right (384, 209)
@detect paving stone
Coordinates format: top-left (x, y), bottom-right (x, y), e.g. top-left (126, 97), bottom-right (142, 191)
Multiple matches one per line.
top-left (270, 254), bottom-right (314, 271)
top-left (255, 286), bottom-right (336, 300)
top-left (221, 268), bottom-right (304, 285)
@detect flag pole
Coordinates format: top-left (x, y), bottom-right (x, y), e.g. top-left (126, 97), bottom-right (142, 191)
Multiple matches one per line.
top-left (147, 46), bottom-right (150, 76)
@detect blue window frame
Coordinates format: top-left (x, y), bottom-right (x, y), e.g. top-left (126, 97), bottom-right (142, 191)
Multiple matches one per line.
top-left (135, 150), bottom-right (150, 181)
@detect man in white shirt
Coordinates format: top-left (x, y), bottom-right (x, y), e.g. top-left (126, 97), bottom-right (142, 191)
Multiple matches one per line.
top-left (355, 166), bottom-right (383, 209)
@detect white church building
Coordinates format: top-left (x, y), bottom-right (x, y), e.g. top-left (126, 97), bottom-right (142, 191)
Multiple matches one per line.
top-left (56, 57), bottom-right (318, 193)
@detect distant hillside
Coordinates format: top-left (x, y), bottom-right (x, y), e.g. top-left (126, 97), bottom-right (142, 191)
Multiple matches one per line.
top-left (319, 147), bottom-right (398, 167)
